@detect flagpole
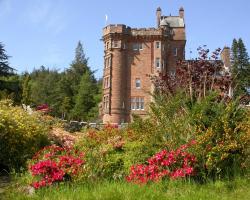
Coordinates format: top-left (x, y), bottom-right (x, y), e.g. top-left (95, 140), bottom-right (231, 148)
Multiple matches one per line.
top-left (105, 14), bottom-right (108, 26)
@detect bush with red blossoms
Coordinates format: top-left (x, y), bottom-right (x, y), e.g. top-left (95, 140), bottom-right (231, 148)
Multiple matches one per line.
top-left (29, 145), bottom-right (84, 189)
top-left (126, 140), bottom-right (196, 184)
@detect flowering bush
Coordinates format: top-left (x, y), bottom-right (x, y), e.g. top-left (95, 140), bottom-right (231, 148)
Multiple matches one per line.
top-left (126, 141), bottom-right (196, 184)
top-left (0, 99), bottom-right (49, 170)
top-left (190, 101), bottom-right (250, 179)
top-left (29, 145), bottom-right (84, 189)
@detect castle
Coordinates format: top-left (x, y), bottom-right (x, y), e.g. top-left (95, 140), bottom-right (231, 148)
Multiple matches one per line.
top-left (101, 7), bottom-right (230, 124)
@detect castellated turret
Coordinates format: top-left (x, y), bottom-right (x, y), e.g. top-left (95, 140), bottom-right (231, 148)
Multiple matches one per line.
top-left (102, 25), bottom-right (130, 124)
top-left (101, 8), bottom-right (186, 124)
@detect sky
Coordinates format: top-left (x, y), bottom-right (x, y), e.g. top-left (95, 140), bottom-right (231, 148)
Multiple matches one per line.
top-left (0, 0), bottom-right (250, 79)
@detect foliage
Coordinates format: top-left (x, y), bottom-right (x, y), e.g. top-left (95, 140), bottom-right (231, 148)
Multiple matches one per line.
top-left (231, 38), bottom-right (250, 98)
top-left (150, 46), bottom-right (232, 101)
top-left (0, 42), bottom-right (14, 76)
top-left (28, 66), bottom-right (62, 116)
top-left (0, 99), bottom-right (49, 170)
top-left (29, 145), bottom-right (84, 189)
top-left (149, 92), bottom-right (193, 148)
top-left (21, 41), bottom-right (101, 121)
top-left (0, 75), bottom-right (21, 104)
top-left (71, 70), bottom-right (96, 121)
top-left (75, 124), bottom-right (162, 181)
top-left (189, 99), bottom-right (250, 180)
top-left (144, 91), bottom-right (250, 180)
top-left (126, 141), bottom-right (197, 184)
top-left (21, 74), bottom-right (31, 105)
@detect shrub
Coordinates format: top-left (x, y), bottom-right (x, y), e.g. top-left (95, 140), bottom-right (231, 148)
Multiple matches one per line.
top-left (0, 99), bottom-right (49, 170)
top-left (130, 91), bottom-right (250, 180)
top-left (29, 145), bottom-right (85, 189)
top-left (190, 100), bottom-right (250, 180)
top-left (126, 141), bottom-right (197, 184)
top-left (76, 124), bottom-right (167, 181)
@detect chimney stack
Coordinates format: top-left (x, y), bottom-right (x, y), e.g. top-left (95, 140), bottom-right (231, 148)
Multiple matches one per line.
top-left (221, 46), bottom-right (231, 72)
top-left (179, 7), bottom-right (184, 18)
top-left (156, 7), bottom-right (161, 28)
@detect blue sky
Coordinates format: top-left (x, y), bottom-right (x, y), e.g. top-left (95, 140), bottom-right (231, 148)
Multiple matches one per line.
top-left (0, 0), bottom-right (249, 78)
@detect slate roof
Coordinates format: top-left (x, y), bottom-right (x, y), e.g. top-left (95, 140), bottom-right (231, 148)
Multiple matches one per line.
top-left (160, 16), bottom-right (185, 28)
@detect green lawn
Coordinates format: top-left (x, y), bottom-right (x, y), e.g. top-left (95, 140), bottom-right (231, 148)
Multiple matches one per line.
top-left (2, 177), bottom-right (250, 200)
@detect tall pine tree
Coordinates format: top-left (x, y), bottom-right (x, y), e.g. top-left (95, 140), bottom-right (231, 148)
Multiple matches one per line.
top-left (231, 38), bottom-right (250, 97)
top-left (0, 42), bottom-right (14, 76)
top-left (71, 71), bottom-right (96, 121)
top-left (64, 41), bottom-right (99, 120)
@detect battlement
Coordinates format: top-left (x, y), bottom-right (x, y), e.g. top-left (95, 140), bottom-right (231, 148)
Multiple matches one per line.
top-left (103, 25), bottom-right (167, 37)
top-left (131, 28), bottom-right (163, 36)
top-left (103, 24), bottom-right (131, 36)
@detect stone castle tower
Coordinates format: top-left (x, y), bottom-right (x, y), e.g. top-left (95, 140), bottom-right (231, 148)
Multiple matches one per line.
top-left (101, 7), bottom-right (186, 124)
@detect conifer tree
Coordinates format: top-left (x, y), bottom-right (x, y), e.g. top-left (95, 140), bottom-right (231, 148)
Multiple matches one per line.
top-left (21, 74), bottom-right (31, 105)
top-left (231, 38), bottom-right (250, 97)
top-left (0, 42), bottom-right (14, 76)
top-left (71, 71), bottom-right (96, 121)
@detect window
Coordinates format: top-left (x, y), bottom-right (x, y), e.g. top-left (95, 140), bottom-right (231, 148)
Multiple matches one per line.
top-left (133, 43), bottom-right (138, 50)
top-left (135, 78), bottom-right (141, 89)
top-left (174, 47), bottom-right (178, 56)
top-left (104, 76), bottom-right (110, 88)
top-left (133, 43), bottom-right (143, 51)
top-left (156, 41), bottom-right (160, 49)
top-left (131, 97), bottom-right (144, 110)
top-left (108, 57), bottom-right (111, 67)
top-left (104, 57), bottom-right (111, 68)
top-left (113, 40), bottom-right (118, 48)
top-left (106, 42), bottom-right (109, 50)
top-left (103, 95), bottom-right (109, 110)
top-left (155, 58), bottom-right (160, 68)
top-left (138, 43), bottom-right (143, 50)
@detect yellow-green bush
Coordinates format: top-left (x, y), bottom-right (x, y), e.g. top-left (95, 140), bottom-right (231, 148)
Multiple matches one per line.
top-left (0, 100), bottom-right (49, 170)
top-left (75, 124), bottom-right (166, 181)
top-left (190, 101), bottom-right (250, 180)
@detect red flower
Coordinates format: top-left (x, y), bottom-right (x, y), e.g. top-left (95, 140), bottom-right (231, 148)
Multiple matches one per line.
top-left (29, 145), bottom-right (85, 189)
top-left (126, 141), bottom-right (197, 184)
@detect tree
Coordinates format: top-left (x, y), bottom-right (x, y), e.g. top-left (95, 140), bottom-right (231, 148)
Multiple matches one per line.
top-left (71, 71), bottom-right (96, 121)
top-left (231, 38), bottom-right (250, 97)
top-left (67, 41), bottom-right (91, 96)
top-left (21, 74), bottom-right (31, 105)
top-left (151, 46), bottom-right (232, 102)
top-left (29, 66), bottom-right (62, 115)
top-left (60, 96), bottom-right (71, 119)
top-left (0, 42), bottom-right (14, 76)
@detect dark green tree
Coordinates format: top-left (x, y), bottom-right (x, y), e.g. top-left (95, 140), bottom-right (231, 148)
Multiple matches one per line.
top-left (0, 42), bottom-right (14, 76)
top-left (21, 74), bottom-right (31, 105)
top-left (67, 41), bottom-right (91, 96)
top-left (231, 38), bottom-right (250, 97)
top-left (71, 71), bottom-right (96, 121)
top-left (60, 96), bottom-right (71, 119)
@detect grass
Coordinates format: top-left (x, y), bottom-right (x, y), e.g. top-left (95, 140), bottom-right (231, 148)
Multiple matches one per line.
top-left (2, 177), bottom-right (250, 200)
